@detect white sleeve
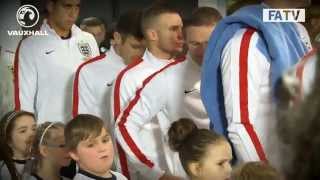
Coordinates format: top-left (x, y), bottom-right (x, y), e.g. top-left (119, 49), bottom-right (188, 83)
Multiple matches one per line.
top-left (221, 28), bottom-right (270, 163)
top-left (72, 65), bottom-right (98, 117)
top-left (14, 40), bottom-right (36, 113)
top-left (114, 75), bottom-right (166, 180)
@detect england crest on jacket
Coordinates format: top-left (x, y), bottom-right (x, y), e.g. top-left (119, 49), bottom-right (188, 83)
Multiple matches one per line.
top-left (77, 42), bottom-right (92, 58)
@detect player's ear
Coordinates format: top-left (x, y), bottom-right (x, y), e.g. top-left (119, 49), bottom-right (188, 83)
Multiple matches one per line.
top-left (145, 28), bottom-right (158, 41)
top-left (113, 32), bottom-right (123, 45)
top-left (69, 150), bottom-right (80, 161)
top-left (188, 162), bottom-right (202, 177)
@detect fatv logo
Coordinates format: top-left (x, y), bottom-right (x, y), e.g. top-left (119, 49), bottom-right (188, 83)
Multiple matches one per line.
top-left (8, 4), bottom-right (48, 36)
top-left (263, 9), bottom-right (305, 22)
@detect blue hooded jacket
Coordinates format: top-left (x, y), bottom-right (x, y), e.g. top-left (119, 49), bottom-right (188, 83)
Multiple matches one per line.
top-left (201, 4), bottom-right (309, 136)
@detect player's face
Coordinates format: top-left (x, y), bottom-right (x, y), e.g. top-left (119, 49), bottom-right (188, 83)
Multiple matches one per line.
top-left (70, 128), bottom-right (114, 177)
top-left (9, 115), bottom-right (36, 159)
top-left (118, 35), bottom-right (145, 64)
top-left (85, 25), bottom-right (106, 45)
top-left (48, 0), bottom-right (80, 32)
top-left (185, 25), bottom-right (215, 65)
top-left (191, 141), bottom-right (232, 180)
top-left (156, 13), bottom-right (184, 57)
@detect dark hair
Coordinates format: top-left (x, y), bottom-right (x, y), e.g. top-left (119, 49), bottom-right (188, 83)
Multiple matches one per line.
top-left (141, 5), bottom-right (179, 36)
top-left (168, 118), bottom-right (226, 175)
top-left (184, 7), bottom-right (222, 28)
top-left (277, 49), bottom-right (320, 179)
top-left (0, 140), bottom-right (19, 180)
top-left (65, 114), bottom-right (106, 150)
top-left (0, 111), bottom-right (35, 157)
top-left (231, 161), bottom-right (283, 180)
top-left (80, 17), bottom-right (105, 29)
top-left (0, 110), bottom-right (35, 180)
top-left (115, 10), bottom-right (144, 41)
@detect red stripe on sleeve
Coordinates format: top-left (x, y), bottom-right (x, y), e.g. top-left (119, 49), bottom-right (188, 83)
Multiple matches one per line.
top-left (72, 54), bottom-right (106, 118)
top-left (113, 56), bottom-right (142, 179)
top-left (239, 28), bottom-right (267, 162)
top-left (117, 57), bottom-right (185, 168)
top-left (13, 41), bottom-right (22, 110)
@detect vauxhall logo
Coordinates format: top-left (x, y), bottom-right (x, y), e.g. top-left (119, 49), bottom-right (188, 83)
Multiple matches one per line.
top-left (7, 4), bottom-right (48, 36)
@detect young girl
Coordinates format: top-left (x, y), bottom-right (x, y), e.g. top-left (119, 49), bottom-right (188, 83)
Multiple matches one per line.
top-left (29, 122), bottom-right (72, 180)
top-left (0, 110), bottom-right (36, 179)
top-left (168, 118), bottom-right (233, 180)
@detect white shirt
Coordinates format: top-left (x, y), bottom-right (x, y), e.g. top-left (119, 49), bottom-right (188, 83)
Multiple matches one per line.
top-left (0, 159), bottom-right (26, 179)
top-left (14, 20), bottom-right (99, 123)
top-left (221, 25), bottom-right (311, 170)
top-left (112, 50), bottom-right (188, 180)
top-left (182, 53), bottom-right (209, 129)
top-left (73, 46), bottom-right (125, 128)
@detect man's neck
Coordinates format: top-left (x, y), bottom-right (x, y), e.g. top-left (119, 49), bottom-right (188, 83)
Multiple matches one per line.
top-left (47, 19), bottom-right (71, 38)
top-left (149, 46), bottom-right (172, 60)
top-left (113, 45), bottom-right (130, 65)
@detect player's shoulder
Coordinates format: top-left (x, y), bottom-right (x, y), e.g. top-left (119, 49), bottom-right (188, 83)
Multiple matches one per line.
top-left (232, 28), bottom-right (261, 44)
top-left (76, 54), bottom-right (107, 76)
top-left (19, 32), bottom-right (49, 49)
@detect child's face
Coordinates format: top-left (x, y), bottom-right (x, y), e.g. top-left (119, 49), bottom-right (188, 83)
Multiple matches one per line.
top-left (70, 128), bottom-right (114, 177)
top-left (9, 115), bottom-right (36, 159)
top-left (196, 141), bottom-right (232, 180)
top-left (43, 127), bottom-right (71, 167)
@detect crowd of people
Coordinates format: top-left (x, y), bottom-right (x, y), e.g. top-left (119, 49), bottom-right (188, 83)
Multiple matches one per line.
top-left (1, 0), bottom-right (319, 179)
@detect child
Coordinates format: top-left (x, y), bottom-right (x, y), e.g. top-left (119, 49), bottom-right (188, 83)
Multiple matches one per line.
top-left (0, 110), bottom-right (36, 179)
top-left (168, 118), bottom-right (233, 180)
top-left (231, 161), bottom-right (283, 180)
top-left (65, 114), bottom-right (127, 180)
top-left (29, 122), bottom-right (71, 180)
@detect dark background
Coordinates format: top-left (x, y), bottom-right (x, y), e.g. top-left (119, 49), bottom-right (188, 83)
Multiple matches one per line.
top-left (19, 0), bottom-right (198, 28)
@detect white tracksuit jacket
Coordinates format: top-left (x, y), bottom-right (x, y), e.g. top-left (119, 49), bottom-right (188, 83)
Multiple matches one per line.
top-left (72, 46), bottom-right (125, 126)
top-left (112, 50), bottom-right (188, 180)
top-left (221, 25), bottom-right (311, 169)
top-left (182, 53), bottom-right (209, 129)
top-left (14, 20), bottom-right (99, 123)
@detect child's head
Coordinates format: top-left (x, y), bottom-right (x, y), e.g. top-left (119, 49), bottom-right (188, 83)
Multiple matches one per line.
top-left (32, 122), bottom-right (70, 170)
top-left (168, 118), bottom-right (232, 180)
top-left (0, 110), bottom-right (36, 159)
top-left (231, 161), bottom-right (283, 180)
top-left (65, 114), bottom-right (114, 176)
